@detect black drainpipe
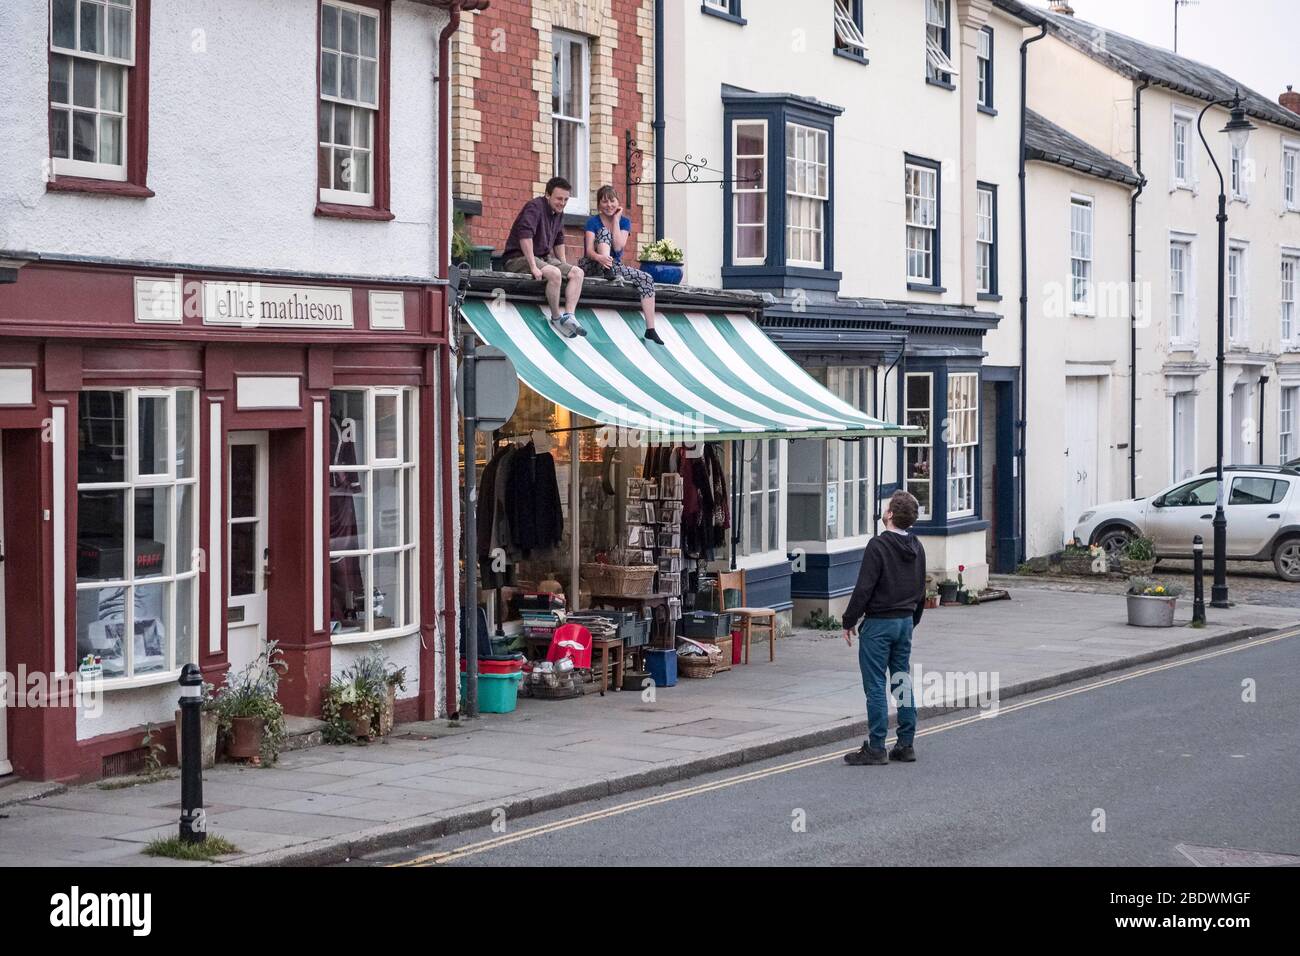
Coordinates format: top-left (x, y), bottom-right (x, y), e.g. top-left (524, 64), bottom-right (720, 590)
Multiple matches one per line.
top-left (1018, 20), bottom-right (1047, 562)
top-left (1130, 78), bottom-right (1150, 497)
top-left (653, 0), bottom-right (665, 240)
top-left (1258, 375), bottom-right (1268, 464)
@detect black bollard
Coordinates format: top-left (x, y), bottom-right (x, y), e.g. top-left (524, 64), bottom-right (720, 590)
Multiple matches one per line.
top-left (178, 663), bottom-right (206, 844)
top-left (1192, 535), bottom-right (1206, 626)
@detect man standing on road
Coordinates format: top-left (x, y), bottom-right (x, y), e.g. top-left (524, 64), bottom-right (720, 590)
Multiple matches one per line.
top-left (501, 176), bottom-right (588, 339)
top-left (841, 490), bottom-right (927, 766)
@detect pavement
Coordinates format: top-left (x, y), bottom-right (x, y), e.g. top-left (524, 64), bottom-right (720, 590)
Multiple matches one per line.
top-left (0, 583), bottom-right (1296, 867)
top-left (358, 627), bottom-right (1300, 867)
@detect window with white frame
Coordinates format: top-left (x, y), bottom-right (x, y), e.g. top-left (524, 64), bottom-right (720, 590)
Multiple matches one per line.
top-left (905, 160), bottom-right (938, 284)
top-left (319, 1), bottom-right (380, 206)
top-left (1282, 254), bottom-right (1297, 345)
top-left (1230, 141), bottom-right (1247, 200)
top-left (1284, 144), bottom-right (1299, 211)
top-left (329, 388), bottom-right (419, 637)
top-left (1228, 245), bottom-right (1246, 342)
top-left (1070, 196), bottom-right (1094, 312)
top-left (977, 27), bottom-right (993, 109)
top-left (1169, 238), bottom-right (1192, 344)
top-left (552, 31), bottom-right (590, 215)
top-left (1172, 110), bottom-right (1193, 187)
top-left (946, 373), bottom-right (978, 519)
top-left (75, 389), bottom-right (199, 684)
top-left (925, 0), bottom-right (957, 83)
top-left (786, 123), bottom-right (828, 268)
top-left (1172, 390), bottom-right (1196, 480)
top-left (732, 120), bottom-right (767, 265)
top-left (904, 373), bottom-right (932, 518)
top-left (740, 439), bottom-right (783, 557)
top-left (49, 0), bottom-right (136, 181)
top-left (826, 368), bottom-right (871, 540)
top-left (976, 185), bottom-right (995, 294)
top-left (834, 0), bottom-right (867, 57)
top-left (1282, 387), bottom-right (1298, 463)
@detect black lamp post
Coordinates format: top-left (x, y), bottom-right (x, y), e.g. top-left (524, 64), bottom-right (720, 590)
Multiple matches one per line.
top-left (1196, 91), bottom-right (1256, 608)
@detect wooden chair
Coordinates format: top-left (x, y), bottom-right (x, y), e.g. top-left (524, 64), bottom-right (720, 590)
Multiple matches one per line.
top-left (717, 570), bottom-right (777, 663)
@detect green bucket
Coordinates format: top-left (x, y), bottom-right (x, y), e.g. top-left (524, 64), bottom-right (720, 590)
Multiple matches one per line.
top-left (460, 671), bottom-right (523, 713)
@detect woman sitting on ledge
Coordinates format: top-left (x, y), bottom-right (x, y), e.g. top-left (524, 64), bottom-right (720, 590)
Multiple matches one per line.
top-left (577, 185), bottom-right (663, 345)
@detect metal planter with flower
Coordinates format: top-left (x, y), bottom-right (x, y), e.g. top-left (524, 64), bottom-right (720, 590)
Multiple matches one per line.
top-left (639, 238), bottom-right (685, 284)
top-left (1126, 576), bottom-right (1184, 627)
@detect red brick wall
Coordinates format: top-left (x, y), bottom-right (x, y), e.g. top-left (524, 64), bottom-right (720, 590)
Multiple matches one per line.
top-left (455, 1), bottom-right (653, 267)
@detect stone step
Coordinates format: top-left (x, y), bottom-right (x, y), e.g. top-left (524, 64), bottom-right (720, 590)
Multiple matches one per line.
top-left (281, 715), bottom-right (326, 753)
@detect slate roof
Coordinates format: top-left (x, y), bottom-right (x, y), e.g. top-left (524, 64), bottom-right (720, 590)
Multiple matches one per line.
top-left (1024, 109), bottom-right (1141, 186)
top-left (994, 0), bottom-right (1300, 133)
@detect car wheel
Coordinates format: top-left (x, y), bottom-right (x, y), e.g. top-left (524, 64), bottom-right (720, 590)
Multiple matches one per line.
top-left (1094, 526), bottom-right (1133, 561)
top-left (1272, 538), bottom-right (1300, 582)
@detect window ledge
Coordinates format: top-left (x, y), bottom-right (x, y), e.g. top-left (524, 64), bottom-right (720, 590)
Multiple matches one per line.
top-left (1169, 341), bottom-right (1201, 352)
top-left (85, 668), bottom-right (183, 694)
top-left (331, 622), bottom-right (421, 645)
top-left (926, 76), bottom-right (956, 91)
top-left (700, 4), bottom-right (746, 25)
top-left (834, 48), bottom-right (869, 66)
top-left (977, 104), bottom-right (998, 117)
top-left (316, 202), bottom-right (395, 222)
top-left (977, 292), bottom-right (1002, 302)
top-left (907, 282), bottom-right (947, 294)
top-left (47, 177), bottom-right (154, 198)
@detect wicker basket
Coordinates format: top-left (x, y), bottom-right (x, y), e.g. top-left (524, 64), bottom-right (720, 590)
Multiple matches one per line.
top-left (678, 644), bottom-right (724, 679)
top-left (601, 565), bottom-right (657, 597)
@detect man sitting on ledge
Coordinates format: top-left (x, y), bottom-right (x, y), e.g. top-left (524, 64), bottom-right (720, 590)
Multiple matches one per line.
top-left (501, 176), bottom-right (587, 339)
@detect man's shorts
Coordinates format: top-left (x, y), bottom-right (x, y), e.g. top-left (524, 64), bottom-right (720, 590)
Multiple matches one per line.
top-left (502, 255), bottom-right (580, 278)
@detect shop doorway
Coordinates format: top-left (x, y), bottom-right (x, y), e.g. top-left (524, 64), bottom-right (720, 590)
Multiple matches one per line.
top-left (227, 431), bottom-right (269, 676)
top-left (0, 450), bottom-right (9, 777)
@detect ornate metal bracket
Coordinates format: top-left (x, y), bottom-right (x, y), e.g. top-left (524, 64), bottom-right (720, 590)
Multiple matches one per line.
top-left (624, 129), bottom-right (758, 208)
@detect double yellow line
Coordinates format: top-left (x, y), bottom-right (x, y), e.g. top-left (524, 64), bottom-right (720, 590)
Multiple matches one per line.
top-left (391, 627), bottom-right (1299, 866)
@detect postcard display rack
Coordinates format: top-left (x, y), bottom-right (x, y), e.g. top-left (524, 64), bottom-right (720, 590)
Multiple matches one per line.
top-left (620, 474), bottom-right (686, 649)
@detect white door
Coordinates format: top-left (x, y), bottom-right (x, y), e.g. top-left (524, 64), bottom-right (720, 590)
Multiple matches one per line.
top-left (0, 451), bottom-right (9, 777)
top-left (227, 432), bottom-right (269, 676)
top-left (1063, 378), bottom-right (1100, 543)
top-left (1231, 383), bottom-right (1250, 465)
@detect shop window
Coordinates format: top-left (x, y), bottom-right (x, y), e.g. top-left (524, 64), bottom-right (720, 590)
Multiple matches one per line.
top-left (75, 388), bottom-right (199, 684)
top-left (318, 0), bottom-right (390, 217)
top-left (903, 373), bottom-right (932, 518)
top-left (329, 387), bottom-right (418, 639)
top-left (552, 30), bottom-right (590, 216)
top-left (48, 0), bottom-right (152, 191)
top-left (946, 373), bottom-right (978, 519)
top-left (788, 367), bottom-right (872, 543)
top-left (739, 438), bottom-right (783, 558)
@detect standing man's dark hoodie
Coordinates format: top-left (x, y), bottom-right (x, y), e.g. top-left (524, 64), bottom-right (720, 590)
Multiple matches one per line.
top-left (841, 490), bottom-right (927, 766)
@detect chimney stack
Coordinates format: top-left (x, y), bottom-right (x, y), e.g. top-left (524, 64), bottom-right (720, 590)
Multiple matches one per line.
top-left (1281, 85), bottom-right (1300, 116)
top-left (1049, 1), bottom-right (1075, 14)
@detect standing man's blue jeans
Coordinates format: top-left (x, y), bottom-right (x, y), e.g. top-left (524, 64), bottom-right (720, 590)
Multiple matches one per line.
top-left (857, 617), bottom-right (916, 750)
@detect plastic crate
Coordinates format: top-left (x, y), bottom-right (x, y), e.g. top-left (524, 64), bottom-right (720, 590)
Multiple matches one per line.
top-left (622, 617), bottom-right (650, 648)
top-left (682, 611), bottom-right (732, 639)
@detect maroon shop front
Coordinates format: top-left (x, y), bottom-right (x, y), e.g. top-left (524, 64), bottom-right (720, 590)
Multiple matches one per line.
top-left (0, 259), bottom-right (457, 782)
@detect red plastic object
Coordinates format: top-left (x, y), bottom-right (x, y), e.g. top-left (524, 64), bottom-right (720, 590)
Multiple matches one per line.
top-left (731, 627), bottom-right (743, 665)
top-left (548, 623), bottom-right (593, 669)
top-left (462, 657), bottom-right (524, 675)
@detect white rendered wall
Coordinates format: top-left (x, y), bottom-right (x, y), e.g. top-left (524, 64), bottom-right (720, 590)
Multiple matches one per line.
top-left (0, 0), bottom-right (446, 281)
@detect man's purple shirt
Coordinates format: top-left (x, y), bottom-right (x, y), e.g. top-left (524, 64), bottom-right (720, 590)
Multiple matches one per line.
top-left (503, 196), bottom-right (565, 261)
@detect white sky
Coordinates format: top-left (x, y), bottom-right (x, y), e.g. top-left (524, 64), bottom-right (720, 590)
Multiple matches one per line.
top-left (1021, 0), bottom-right (1297, 104)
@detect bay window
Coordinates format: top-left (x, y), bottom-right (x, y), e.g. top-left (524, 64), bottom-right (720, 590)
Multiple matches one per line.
top-left (329, 388), bottom-right (418, 638)
top-left (739, 439), bottom-right (783, 559)
top-left (49, 0), bottom-right (137, 183)
top-left (552, 31), bottom-right (590, 215)
top-left (75, 389), bottom-right (199, 684)
top-left (900, 366), bottom-right (982, 526)
top-left (732, 120), bottom-right (768, 265)
top-left (903, 373), bottom-right (932, 518)
top-left (786, 124), bottom-right (828, 268)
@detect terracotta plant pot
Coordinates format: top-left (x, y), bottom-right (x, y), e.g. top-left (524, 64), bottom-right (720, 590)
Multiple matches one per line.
top-left (174, 709), bottom-right (218, 770)
top-left (226, 716), bottom-right (265, 760)
top-left (925, 595), bottom-right (940, 609)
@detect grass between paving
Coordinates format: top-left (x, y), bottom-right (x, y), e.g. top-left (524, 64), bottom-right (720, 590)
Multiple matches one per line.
top-left (143, 835), bottom-right (240, 861)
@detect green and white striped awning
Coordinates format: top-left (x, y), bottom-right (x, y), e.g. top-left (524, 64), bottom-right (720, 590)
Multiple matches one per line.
top-left (460, 299), bottom-right (921, 441)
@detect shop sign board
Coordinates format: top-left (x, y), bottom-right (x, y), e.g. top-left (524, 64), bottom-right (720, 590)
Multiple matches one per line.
top-left (457, 345), bottom-right (519, 432)
top-left (203, 281), bottom-right (354, 329)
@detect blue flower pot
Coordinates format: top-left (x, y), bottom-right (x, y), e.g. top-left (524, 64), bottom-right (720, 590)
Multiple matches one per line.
top-left (641, 261), bottom-right (683, 285)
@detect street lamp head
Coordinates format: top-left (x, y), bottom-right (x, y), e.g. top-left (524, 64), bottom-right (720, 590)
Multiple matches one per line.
top-left (1221, 91), bottom-right (1257, 150)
